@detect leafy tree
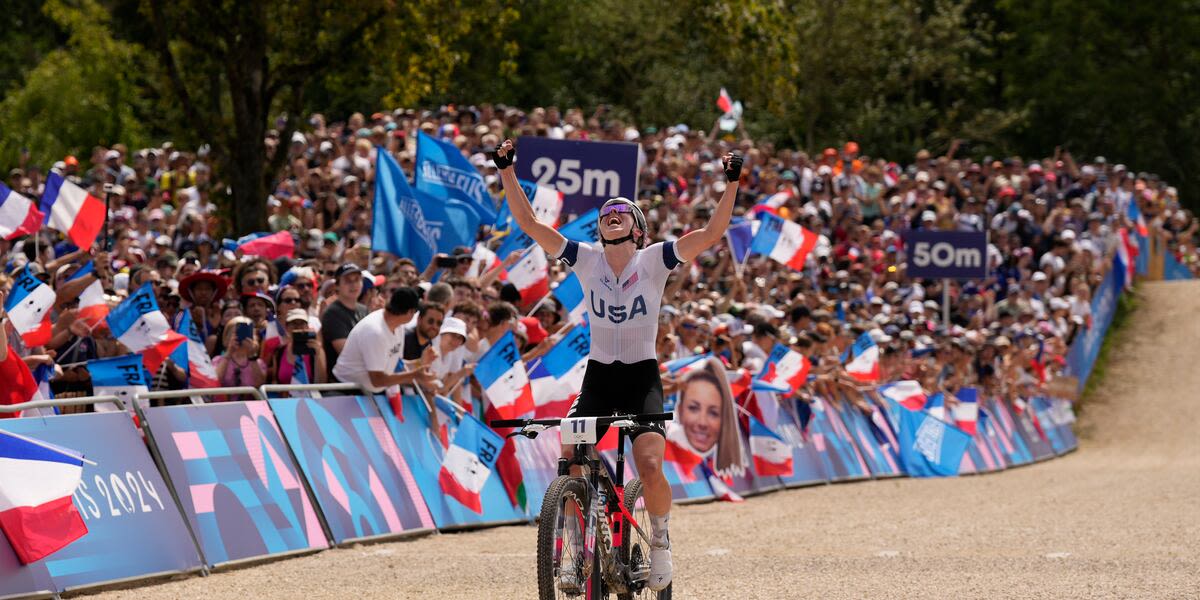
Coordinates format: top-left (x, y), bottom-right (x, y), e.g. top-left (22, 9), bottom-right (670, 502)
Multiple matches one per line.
top-left (0, 0), bottom-right (150, 173)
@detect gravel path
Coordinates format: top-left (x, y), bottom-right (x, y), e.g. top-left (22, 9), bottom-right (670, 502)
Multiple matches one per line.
top-left (93, 281), bottom-right (1200, 599)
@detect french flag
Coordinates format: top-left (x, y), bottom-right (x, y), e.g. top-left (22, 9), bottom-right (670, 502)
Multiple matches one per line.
top-left (662, 353), bottom-right (709, 377)
top-left (520, 179), bottom-right (564, 227)
top-left (749, 213), bottom-right (818, 272)
top-left (527, 326), bottom-right (589, 419)
top-left (842, 332), bottom-right (880, 382)
top-left (952, 388), bottom-right (980, 436)
top-left (750, 189), bottom-right (794, 216)
top-left (5, 265), bottom-right (55, 347)
top-left (753, 343), bottom-right (811, 396)
top-left (505, 248), bottom-right (550, 308)
top-left (87, 354), bottom-right (149, 412)
top-left (724, 218), bottom-right (756, 267)
top-left (1127, 197), bottom-right (1149, 236)
top-left (747, 415), bottom-right (793, 477)
top-left (433, 395), bottom-right (461, 449)
top-left (1116, 228), bottom-right (1137, 288)
top-left (39, 172), bottom-right (106, 249)
top-left (0, 183), bottom-right (43, 240)
top-left (67, 262), bottom-right (109, 329)
top-left (476, 331), bottom-right (535, 420)
top-left (176, 310), bottom-right (219, 388)
top-left (438, 411), bottom-right (503, 514)
top-left (465, 243), bottom-right (501, 279)
top-left (551, 272), bottom-right (588, 324)
top-left (879, 380), bottom-right (927, 411)
top-left (925, 392), bottom-right (947, 422)
top-left (261, 318), bottom-right (285, 358)
top-left (717, 87), bottom-right (734, 114)
top-left (237, 230), bottom-right (295, 259)
top-left (106, 283), bottom-right (186, 373)
top-left (0, 349), bottom-right (38, 419)
top-left (700, 461), bottom-right (743, 502)
top-left (0, 430), bottom-right (89, 564)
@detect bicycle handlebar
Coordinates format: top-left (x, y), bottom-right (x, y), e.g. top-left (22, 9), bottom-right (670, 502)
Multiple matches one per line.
top-left (490, 412), bottom-right (673, 430)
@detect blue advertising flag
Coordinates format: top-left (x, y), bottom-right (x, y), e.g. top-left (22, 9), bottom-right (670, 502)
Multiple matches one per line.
top-left (895, 402), bottom-right (972, 477)
top-left (415, 131), bottom-right (497, 223)
top-left (558, 208), bottom-right (600, 244)
top-left (373, 148), bottom-right (480, 271)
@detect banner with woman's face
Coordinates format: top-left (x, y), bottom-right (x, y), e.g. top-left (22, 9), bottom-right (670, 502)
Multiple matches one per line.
top-left (668, 356), bottom-right (746, 477)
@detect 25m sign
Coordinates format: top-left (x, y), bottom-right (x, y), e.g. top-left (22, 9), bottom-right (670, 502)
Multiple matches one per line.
top-left (516, 136), bottom-right (639, 215)
top-left (905, 230), bottom-right (988, 280)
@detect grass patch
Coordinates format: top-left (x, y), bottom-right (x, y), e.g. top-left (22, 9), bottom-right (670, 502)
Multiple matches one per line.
top-left (1078, 289), bottom-right (1139, 411)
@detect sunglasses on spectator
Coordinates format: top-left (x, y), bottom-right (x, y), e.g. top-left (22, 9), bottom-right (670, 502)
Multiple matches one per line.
top-left (244, 277), bottom-right (268, 286)
top-left (279, 296), bottom-right (302, 305)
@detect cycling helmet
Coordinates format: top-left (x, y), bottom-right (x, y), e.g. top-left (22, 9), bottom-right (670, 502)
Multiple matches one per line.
top-left (598, 197), bottom-right (648, 248)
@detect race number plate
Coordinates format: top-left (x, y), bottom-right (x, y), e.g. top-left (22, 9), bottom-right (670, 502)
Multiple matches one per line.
top-left (560, 417), bottom-right (599, 445)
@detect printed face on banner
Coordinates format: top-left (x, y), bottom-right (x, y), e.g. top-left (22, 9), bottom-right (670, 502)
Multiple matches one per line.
top-left (672, 356), bottom-right (745, 475)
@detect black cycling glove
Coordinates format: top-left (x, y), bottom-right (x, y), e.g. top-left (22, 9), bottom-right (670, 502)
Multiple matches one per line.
top-left (490, 144), bottom-right (515, 170)
top-left (724, 153), bottom-right (744, 182)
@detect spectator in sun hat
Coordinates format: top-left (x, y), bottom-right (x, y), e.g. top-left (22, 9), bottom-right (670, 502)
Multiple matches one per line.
top-left (266, 307), bottom-right (326, 385)
top-left (176, 270), bottom-right (228, 351)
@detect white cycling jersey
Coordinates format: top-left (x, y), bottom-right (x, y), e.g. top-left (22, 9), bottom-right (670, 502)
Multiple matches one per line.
top-left (556, 239), bottom-right (684, 364)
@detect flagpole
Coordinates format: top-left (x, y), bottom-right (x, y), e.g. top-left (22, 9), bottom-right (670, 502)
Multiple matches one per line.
top-left (102, 183), bottom-right (113, 252)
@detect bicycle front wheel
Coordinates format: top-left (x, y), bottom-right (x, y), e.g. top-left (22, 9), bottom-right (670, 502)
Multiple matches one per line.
top-left (619, 479), bottom-right (671, 599)
top-left (538, 475), bottom-right (591, 599)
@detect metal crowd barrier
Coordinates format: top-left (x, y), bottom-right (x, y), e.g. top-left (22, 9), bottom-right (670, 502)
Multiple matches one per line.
top-left (259, 382), bottom-right (369, 399)
top-left (0, 395), bottom-right (126, 414)
top-left (135, 386), bottom-right (267, 405)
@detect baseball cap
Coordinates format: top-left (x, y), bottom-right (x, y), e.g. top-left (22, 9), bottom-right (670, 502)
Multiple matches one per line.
top-left (334, 263), bottom-right (363, 281)
top-left (519, 317), bottom-right (548, 345)
top-left (285, 308), bottom-right (309, 323)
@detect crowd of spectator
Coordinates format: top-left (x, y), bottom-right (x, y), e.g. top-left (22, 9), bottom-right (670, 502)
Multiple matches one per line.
top-left (1, 103), bottom-right (1195, 416)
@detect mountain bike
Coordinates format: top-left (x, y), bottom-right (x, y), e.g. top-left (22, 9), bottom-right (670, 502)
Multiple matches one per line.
top-left (491, 412), bottom-right (673, 599)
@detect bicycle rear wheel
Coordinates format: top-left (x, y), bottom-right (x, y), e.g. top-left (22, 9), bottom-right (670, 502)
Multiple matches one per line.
top-left (538, 475), bottom-right (591, 599)
top-left (619, 479), bottom-right (671, 599)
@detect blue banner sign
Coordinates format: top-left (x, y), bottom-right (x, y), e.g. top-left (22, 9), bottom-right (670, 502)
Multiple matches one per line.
top-left (515, 136), bottom-right (639, 215)
top-left (904, 230), bottom-right (988, 279)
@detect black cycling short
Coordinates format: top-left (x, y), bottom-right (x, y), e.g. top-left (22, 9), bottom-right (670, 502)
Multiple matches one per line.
top-left (565, 359), bottom-right (665, 441)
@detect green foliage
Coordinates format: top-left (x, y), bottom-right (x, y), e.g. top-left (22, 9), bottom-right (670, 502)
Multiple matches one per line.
top-left (0, 0), bottom-right (151, 171)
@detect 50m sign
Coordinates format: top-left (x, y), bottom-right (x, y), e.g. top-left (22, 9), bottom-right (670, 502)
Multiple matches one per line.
top-left (905, 230), bottom-right (988, 280)
top-left (516, 136), bottom-right (639, 215)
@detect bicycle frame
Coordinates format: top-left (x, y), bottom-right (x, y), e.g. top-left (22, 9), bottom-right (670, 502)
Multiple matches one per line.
top-left (555, 425), bottom-right (650, 593)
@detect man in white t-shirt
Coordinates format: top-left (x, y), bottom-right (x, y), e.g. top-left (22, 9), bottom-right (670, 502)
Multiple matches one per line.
top-left (332, 287), bottom-right (433, 392)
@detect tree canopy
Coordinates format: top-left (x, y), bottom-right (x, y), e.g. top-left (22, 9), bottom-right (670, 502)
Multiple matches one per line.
top-left (1, 0), bottom-right (1197, 232)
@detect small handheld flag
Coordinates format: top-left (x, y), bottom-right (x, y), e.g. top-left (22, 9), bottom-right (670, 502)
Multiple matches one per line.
top-left (106, 283), bottom-right (186, 373)
top-left (527, 326), bottom-right (590, 419)
top-left (0, 182), bottom-right (43, 240)
top-left (438, 412), bottom-right (504, 514)
top-left (5, 265), bottom-right (55, 347)
top-left (749, 213), bottom-right (818, 272)
top-left (0, 431), bottom-right (89, 564)
top-left (842, 332), bottom-right (880, 382)
top-left (40, 172), bottom-right (106, 249)
top-left (475, 331), bottom-right (535, 420)
top-left (87, 354), bottom-right (149, 412)
top-left (747, 415), bottom-right (793, 477)
top-left (754, 344), bottom-right (811, 396)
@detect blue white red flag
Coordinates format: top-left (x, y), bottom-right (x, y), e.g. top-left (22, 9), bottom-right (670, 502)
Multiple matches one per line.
top-left (724, 217), bottom-right (755, 269)
top-left (841, 332), bottom-right (880, 382)
top-left (0, 430), bottom-right (88, 564)
top-left (925, 392), bottom-right (947, 422)
top-left (895, 403), bottom-right (971, 477)
top-left (879, 380), bottom-right (927, 411)
top-left (747, 415), bottom-right (793, 477)
top-left (415, 130), bottom-right (497, 223)
top-left (1127, 196), bottom-right (1149, 236)
top-left (699, 460), bottom-right (743, 502)
top-left (67, 262), bottom-right (109, 329)
top-left (749, 213), bottom-right (818, 272)
top-left (173, 310), bottom-right (218, 389)
top-left (527, 326), bottom-right (589, 419)
top-left (433, 395), bottom-right (461, 449)
top-left (0, 182), bottom-right (43, 240)
top-left (717, 87), bottom-right (734, 114)
top-left (476, 331), bottom-right (535, 420)
top-left (87, 353), bottom-right (149, 412)
top-left (952, 387), bottom-right (980, 436)
top-left (753, 343), bottom-right (811, 396)
top-left (5, 265), bottom-right (55, 347)
top-left (505, 247), bottom-right (549, 308)
top-left (106, 283), bottom-right (186, 373)
top-left (39, 172), bottom-right (105, 249)
top-left (437, 411), bottom-right (503, 514)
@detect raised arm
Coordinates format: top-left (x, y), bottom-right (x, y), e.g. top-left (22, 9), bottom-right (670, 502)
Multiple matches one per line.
top-left (491, 140), bottom-right (567, 255)
top-left (675, 153), bottom-right (742, 263)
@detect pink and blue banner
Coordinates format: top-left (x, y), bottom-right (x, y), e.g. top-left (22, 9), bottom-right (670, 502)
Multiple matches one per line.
top-left (267, 396), bottom-right (436, 543)
top-left (142, 402), bottom-right (329, 566)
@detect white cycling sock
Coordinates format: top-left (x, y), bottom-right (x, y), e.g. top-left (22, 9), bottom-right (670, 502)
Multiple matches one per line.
top-left (649, 512), bottom-right (670, 547)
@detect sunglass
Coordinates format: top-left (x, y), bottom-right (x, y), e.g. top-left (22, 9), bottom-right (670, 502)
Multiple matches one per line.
top-left (599, 203), bottom-right (635, 218)
top-left (245, 277), bottom-right (268, 286)
top-left (279, 297), bottom-right (302, 305)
